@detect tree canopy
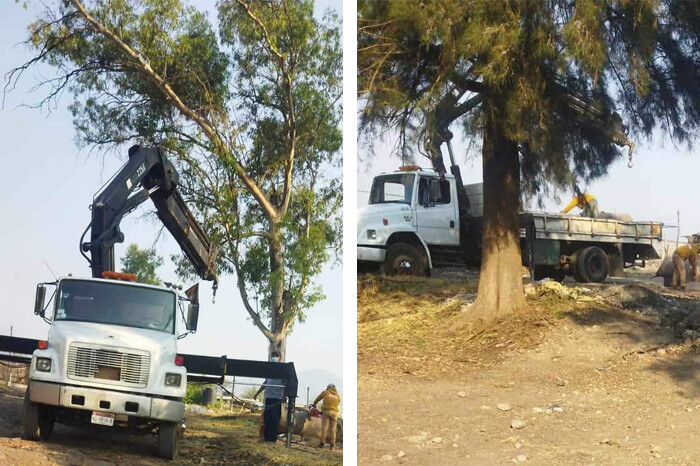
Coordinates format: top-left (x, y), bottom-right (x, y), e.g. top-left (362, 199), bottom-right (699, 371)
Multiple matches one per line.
top-left (358, 0), bottom-right (700, 319)
top-left (10, 0), bottom-right (342, 358)
top-left (120, 243), bottom-right (164, 285)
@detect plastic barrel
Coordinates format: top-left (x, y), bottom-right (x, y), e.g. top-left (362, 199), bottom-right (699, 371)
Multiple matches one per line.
top-left (202, 387), bottom-right (214, 405)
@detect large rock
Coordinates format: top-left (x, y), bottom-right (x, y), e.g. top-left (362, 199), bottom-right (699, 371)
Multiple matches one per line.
top-left (655, 255), bottom-right (697, 286)
top-left (278, 405), bottom-right (311, 435)
top-left (277, 405), bottom-right (343, 443)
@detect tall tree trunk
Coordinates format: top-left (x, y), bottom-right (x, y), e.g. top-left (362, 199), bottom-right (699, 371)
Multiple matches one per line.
top-left (469, 100), bottom-right (526, 321)
top-left (268, 220), bottom-right (287, 361)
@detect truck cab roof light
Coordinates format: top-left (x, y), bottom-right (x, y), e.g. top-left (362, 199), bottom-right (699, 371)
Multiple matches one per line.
top-left (101, 271), bottom-right (138, 282)
top-left (398, 165), bottom-right (421, 171)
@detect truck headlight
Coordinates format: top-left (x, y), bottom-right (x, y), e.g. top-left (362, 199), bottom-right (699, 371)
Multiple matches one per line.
top-left (164, 373), bottom-right (182, 387)
top-left (367, 229), bottom-right (376, 240)
top-left (36, 357), bottom-right (52, 372)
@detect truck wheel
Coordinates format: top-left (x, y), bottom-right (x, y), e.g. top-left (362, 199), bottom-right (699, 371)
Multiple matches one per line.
top-left (22, 389), bottom-right (40, 441)
top-left (383, 243), bottom-right (427, 276)
top-left (158, 421), bottom-right (179, 460)
top-left (570, 261), bottom-right (582, 283)
top-left (577, 247), bottom-right (609, 283)
top-left (38, 407), bottom-right (55, 441)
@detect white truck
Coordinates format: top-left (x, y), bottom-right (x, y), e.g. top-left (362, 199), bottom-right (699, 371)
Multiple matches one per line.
top-left (21, 146), bottom-right (217, 459)
top-left (25, 275), bottom-right (200, 459)
top-left (357, 167), bottom-right (664, 282)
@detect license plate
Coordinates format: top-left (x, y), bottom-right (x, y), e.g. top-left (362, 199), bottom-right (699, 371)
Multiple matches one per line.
top-left (91, 411), bottom-right (115, 426)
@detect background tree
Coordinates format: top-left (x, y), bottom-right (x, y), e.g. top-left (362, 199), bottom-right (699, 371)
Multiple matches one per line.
top-left (9, 0), bottom-right (342, 359)
top-left (241, 385), bottom-right (261, 401)
top-left (358, 0), bottom-right (700, 321)
top-left (120, 243), bottom-right (164, 285)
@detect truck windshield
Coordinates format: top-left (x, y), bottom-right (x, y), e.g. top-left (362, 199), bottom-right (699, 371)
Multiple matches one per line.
top-left (369, 174), bottom-right (415, 205)
top-left (54, 280), bottom-right (176, 334)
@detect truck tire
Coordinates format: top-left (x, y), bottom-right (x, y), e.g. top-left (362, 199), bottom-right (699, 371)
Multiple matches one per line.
top-left (383, 243), bottom-right (427, 276)
top-left (158, 421), bottom-right (179, 460)
top-left (22, 389), bottom-right (40, 441)
top-left (570, 261), bottom-right (582, 283)
top-left (577, 247), bottom-right (609, 283)
top-left (38, 408), bottom-right (55, 441)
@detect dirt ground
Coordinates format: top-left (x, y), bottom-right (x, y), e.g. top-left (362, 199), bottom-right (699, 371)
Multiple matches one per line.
top-left (0, 385), bottom-right (341, 466)
top-left (358, 269), bottom-right (700, 465)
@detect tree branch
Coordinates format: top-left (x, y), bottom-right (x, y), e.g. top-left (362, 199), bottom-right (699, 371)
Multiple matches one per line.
top-left (236, 0), bottom-right (296, 216)
top-left (69, 0), bottom-right (279, 221)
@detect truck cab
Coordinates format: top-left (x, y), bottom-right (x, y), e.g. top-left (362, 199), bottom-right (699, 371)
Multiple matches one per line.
top-left (25, 275), bottom-right (198, 459)
top-left (357, 168), bottom-right (466, 274)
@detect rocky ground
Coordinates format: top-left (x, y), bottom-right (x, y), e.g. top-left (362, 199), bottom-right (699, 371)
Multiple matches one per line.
top-left (358, 269), bottom-right (700, 465)
top-left (0, 384), bottom-right (341, 466)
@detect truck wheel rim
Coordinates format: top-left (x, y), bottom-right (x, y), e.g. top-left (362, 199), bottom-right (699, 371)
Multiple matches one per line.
top-left (393, 255), bottom-right (415, 274)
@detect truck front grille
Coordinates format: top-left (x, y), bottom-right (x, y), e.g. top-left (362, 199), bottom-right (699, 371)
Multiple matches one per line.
top-left (67, 344), bottom-right (150, 387)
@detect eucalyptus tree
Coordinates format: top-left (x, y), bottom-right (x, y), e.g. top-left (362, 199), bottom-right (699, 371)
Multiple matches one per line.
top-left (9, 0), bottom-right (342, 358)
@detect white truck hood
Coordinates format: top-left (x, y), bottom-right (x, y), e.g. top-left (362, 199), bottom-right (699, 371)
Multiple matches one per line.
top-left (48, 320), bottom-right (176, 356)
top-left (41, 321), bottom-right (179, 390)
top-left (357, 203), bottom-right (415, 245)
top-left (358, 203), bottom-right (413, 231)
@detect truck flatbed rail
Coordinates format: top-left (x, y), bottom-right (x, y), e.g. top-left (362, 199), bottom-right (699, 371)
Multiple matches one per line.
top-left (525, 211), bottom-right (663, 248)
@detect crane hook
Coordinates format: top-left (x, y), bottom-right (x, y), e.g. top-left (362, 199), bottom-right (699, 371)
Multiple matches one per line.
top-left (627, 141), bottom-right (635, 168)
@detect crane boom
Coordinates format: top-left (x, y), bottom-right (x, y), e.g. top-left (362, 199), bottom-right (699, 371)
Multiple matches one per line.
top-left (423, 83), bottom-right (636, 180)
top-left (80, 145), bottom-right (217, 283)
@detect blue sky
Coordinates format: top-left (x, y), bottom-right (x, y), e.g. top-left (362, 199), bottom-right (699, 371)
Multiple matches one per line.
top-left (0, 0), bottom-right (343, 397)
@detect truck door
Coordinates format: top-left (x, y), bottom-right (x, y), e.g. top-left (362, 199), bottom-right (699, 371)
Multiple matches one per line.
top-left (415, 176), bottom-right (459, 246)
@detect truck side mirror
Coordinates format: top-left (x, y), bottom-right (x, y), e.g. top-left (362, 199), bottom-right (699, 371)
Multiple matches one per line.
top-left (34, 285), bottom-right (46, 317)
top-left (186, 303), bottom-right (199, 332)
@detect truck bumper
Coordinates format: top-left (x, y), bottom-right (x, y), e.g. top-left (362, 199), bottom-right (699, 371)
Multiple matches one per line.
top-left (357, 246), bottom-right (386, 263)
top-left (29, 381), bottom-right (184, 423)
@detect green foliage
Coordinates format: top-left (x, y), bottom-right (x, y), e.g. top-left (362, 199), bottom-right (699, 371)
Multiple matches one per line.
top-left (358, 0), bottom-right (700, 200)
top-left (241, 385), bottom-right (261, 401)
top-left (120, 243), bottom-right (163, 285)
top-left (13, 0), bottom-right (342, 350)
top-left (185, 383), bottom-right (205, 404)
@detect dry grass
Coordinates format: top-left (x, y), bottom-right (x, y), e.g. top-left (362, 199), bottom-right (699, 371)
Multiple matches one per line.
top-left (177, 411), bottom-right (341, 465)
top-left (357, 274), bottom-right (613, 378)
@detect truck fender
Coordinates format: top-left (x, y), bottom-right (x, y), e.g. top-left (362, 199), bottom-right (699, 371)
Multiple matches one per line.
top-left (387, 231), bottom-right (433, 270)
top-left (417, 236), bottom-right (433, 270)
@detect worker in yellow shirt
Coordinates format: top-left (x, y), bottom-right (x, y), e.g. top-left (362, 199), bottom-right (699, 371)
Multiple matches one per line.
top-left (672, 241), bottom-right (700, 290)
top-left (311, 384), bottom-right (341, 450)
top-left (561, 192), bottom-right (598, 218)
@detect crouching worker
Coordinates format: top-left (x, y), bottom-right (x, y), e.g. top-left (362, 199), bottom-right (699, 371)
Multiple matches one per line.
top-left (254, 351), bottom-right (286, 443)
top-left (311, 384), bottom-right (341, 450)
top-left (561, 192), bottom-right (598, 218)
top-left (672, 240), bottom-right (699, 291)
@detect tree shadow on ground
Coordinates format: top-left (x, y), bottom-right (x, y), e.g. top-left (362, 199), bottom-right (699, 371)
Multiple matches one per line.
top-left (559, 282), bottom-right (700, 397)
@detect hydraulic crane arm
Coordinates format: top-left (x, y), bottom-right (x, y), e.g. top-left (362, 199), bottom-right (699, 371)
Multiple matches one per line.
top-left (560, 90), bottom-right (635, 166)
top-left (423, 81), bottom-right (636, 179)
top-left (80, 145), bottom-right (217, 283)
top-left (421, 81), bottom-right (636, 226)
